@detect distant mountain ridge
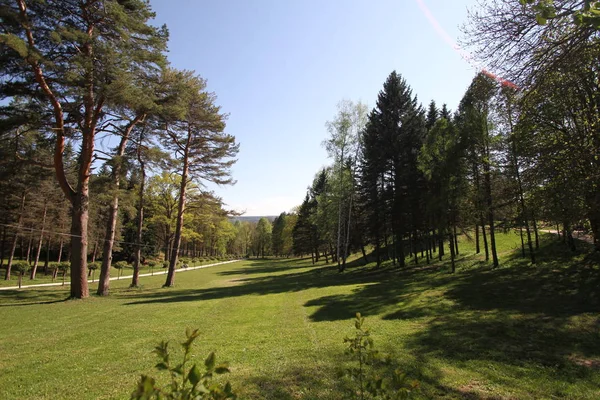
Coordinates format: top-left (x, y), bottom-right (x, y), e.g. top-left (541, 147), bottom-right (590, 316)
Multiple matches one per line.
top-left (230, 215), bottom-right (276, 223)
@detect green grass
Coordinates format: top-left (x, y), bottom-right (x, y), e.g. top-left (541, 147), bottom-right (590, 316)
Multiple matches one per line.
top-left (1, 232), bottom-right (599, 399)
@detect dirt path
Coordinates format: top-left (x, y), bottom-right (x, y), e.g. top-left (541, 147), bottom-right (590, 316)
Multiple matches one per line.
top-left (0, 259), bottom-right (241, 291)
top-left (538, 229), bottom-right (594, 244)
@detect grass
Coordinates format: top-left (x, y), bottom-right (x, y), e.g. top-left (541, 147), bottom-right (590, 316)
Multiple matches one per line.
top-left (0, 232), bottom-right (599, 399)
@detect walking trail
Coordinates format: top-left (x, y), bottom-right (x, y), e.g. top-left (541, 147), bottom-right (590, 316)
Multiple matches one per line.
top-left (0, 259), bottom-right (241, 291)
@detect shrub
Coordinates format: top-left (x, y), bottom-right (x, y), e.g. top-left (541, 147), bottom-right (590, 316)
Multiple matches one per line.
top-left (114, 261), bottom-right (128, 279)
top-left (12, 261), bottom-right (29, 275)
top-left (344, 313), bottom-right (419, 399)
top-left (131, 328), bottom-right (236, 400)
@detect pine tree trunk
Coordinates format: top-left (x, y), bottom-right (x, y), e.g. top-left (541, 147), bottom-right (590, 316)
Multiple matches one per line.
top-left (0, 225), bottom-right (6, 268)
top-left (481, 217), bottom-right (489, 261)
top-left (69, 189), bottom-right (90, 298)
top-left (131, 141), bottom-right (146, 288)
top-left (25, 232), bottom-right (33, 264)
top-left (165, 130), bottom-right (191, 287)
top-left (360, 243), bottom-right (368, 264)
top-left (4, 191), bottom-right (26, 280)
top-left (31, 202), bottom-right (48, 279)
top-left (532, 216), bottom-right (540, 250)
top-left (57, 237), bottom-right (64, 263)
top-left (475, 224), bottom-right (480, 254)
top-left (44, 238), bottom-right (50, 274)
top-left (520, 224), bottom-right (526, 257)
top-left (91, 241), bottom-right (97, 263)
top-left (449, 226), bottom-right (456, 273)
top-left (97, 118), bottom-right (140, 295)
top-left (484, 158), bottom-right (499, 267)
top-left (453, 225), bottom-right (459, 255)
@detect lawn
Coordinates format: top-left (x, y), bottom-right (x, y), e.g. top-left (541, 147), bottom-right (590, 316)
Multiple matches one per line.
top-left (1, 232), bottom-right (599, 399)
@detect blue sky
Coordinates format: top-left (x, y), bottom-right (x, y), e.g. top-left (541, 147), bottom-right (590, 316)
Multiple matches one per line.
top-left (150, 0), bottom-right (480, 216)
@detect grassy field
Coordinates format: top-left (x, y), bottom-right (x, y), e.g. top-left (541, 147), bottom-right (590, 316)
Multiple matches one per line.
top-left (1, 231), bottom-right (599, 399)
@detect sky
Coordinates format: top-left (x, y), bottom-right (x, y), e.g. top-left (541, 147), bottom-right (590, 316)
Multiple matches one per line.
top-left (149, 0), bottom-right (481, 216)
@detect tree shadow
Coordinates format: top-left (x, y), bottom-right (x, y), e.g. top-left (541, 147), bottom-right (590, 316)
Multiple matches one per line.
top-left (0, 288), bottom-right (69, 306)
top-left (217, 259), bottom-right (314, 276)
top-left (122, 262), bottom-right (390, 306)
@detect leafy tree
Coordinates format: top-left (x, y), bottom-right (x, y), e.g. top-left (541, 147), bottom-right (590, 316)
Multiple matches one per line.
top-left (254, 218), bottom-right (272, 258)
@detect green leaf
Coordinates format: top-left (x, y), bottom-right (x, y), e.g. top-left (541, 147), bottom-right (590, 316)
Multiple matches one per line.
top-left (536, 14), bottom-right (547, 25)
top-left (187, 364), bottom-right (201, 386)
top-left (205, 351), bottom-right (216, 370)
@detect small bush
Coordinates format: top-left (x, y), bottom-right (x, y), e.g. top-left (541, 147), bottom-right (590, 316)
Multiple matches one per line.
top-left (131, 328), bottom-right (236, 400)
top-left (344, 313), bottom-right (419, 399)
top-left (12, 261), bottom-right (29, 275)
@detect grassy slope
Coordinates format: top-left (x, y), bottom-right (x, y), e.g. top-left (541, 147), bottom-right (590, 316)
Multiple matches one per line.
top-left (0, 232), bottom-right (599, 399)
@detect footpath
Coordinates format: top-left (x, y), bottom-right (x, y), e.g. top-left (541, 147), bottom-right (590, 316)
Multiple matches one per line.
top-left (0, 259), bottom-right (241, 291)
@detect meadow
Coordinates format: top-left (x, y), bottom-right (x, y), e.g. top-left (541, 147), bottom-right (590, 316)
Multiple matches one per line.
top-left (1, 232), bottom-right (599, 399)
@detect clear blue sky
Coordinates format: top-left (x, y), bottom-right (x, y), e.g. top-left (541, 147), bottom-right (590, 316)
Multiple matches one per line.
top-left (150, 0), bottom-right (480, 216)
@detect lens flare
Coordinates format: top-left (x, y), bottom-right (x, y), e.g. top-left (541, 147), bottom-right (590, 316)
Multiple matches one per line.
top-left (415, 0), bottom-right (518, 90)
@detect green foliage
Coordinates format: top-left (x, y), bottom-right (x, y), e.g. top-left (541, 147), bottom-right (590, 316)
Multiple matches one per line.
top-left (114, 261), bottom-right (129, 270)
top-left (520, 0), bottom-right (600, 28)
top-left (12, 261), bottom-right (29, 275)
top-left (344, 313), bottom-right (418, 400)
top-left (57, 262), bottom-right (70, 272)
top-left (131, 328), bottom-right (236, 400)
top-left (88, 262), bottom-right (100, 271)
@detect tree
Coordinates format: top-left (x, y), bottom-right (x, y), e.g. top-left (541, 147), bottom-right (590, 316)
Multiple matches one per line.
top-left (0, 0), bottom-right (168, 298)
top-left (324, 100), bottom-right (368, 271)
top-left (271, 213), bottom-right (287, 257)
top-left (161, 70), bottom-right (239, 287)
top-left (254, 218), bottom-right (272, 258)
top-left (358, 71), bottom-right (425, 268)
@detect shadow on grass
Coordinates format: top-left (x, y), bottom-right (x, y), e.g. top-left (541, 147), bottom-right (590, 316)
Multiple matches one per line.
top-left (0, 288), bottom-right (69, 307)
top-left (122, 263), bottom-right (390, 306)
top-left (217, 258), bottom-right (315, 276)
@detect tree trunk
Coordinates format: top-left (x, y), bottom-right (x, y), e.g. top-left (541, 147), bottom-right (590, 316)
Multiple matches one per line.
top-left (44, 238), bottom-right (50, 274)
top-left (360, 243), bottom-right (368, 264)
top-left (453, 225), bottom-right (459, 255)
top-left (91, 241), bottom-right (97, 263)
top-left (164, 131), bottom-right (191, 288)
top-left (532, 216), bottom-right (540, 250)
top-left (449, 225), bottom-right (456, 273)
top-left (519, 224), bottom-right (526, 257)
top-left (131, 134), bottom-right (146, 288)
top-left (475, 224), bottom-right (480, 254)
top-left (25, 231), bottom-right (33, 264)
top-left (0, 225), bottom-right (6, 267)
top-left (30, 202), bottom-right (48, 279)
top-left (57, 237), bottom-right (64, 263)
top-left (481, 217), bottom-right (489, 261)
top-left (97, 117), bottom-right (141, 296)
top-left (69, 190), bottom-right (90, 299)
top-left (484, 161), bottom-right (499, 268)
top-left (4, 191), bottom-right (26, 280)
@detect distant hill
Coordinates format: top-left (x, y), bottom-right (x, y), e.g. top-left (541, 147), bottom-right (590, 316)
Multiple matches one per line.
top-left (230, 216), bottom-right (276, 223)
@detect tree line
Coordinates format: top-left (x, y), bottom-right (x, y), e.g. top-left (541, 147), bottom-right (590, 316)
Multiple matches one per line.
top-left (292, 0), bottom-right (600, 269)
